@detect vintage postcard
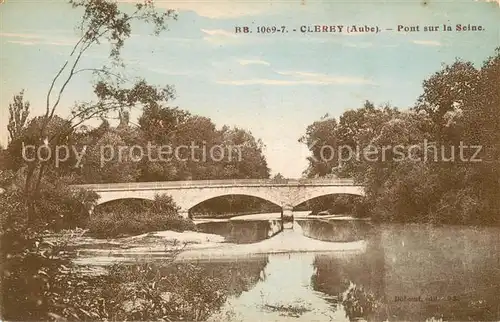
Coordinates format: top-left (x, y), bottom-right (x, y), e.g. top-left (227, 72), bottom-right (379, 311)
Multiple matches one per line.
top-left (0, 0), bottom-right (499, 321)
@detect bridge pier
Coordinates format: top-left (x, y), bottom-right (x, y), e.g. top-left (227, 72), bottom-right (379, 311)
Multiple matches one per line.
top-left (282, 205), bottom-right (294, 229)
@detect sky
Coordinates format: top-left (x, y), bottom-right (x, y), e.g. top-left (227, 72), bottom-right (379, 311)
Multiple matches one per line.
top-left (1, 0), bottom-right (499, 178)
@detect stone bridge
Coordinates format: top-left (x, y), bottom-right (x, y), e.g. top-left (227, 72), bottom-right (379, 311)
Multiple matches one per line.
top-left (71, 178), bottom-right (365, 219)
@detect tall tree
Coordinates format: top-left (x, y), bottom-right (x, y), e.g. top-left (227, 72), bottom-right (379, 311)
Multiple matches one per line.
top-left (138, 105), bottom-right (191, 144)
top-left (221, 127), bottom-right (270, 179)
top-left (300, 49), bottom-right (500, 225)
top-left (7, 90), bottom-right (30, 143)
top-left (414, 60), bottom-right (479, 142)
top-left (300, 102), bottom-right (398, 179)
top-left (18, 0), bottom-right (177, 220)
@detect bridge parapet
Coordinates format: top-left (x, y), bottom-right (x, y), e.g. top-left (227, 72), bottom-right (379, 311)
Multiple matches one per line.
top-left (71, 178), bottom-right (358, 191)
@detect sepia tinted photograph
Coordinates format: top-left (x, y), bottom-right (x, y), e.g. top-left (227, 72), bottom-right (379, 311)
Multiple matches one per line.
top-left (0, 0), bottom-right (499, 321)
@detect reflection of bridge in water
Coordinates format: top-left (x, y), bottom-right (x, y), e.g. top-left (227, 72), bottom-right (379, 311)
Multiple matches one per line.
top-left (72, 178), bottom-right (364, 220)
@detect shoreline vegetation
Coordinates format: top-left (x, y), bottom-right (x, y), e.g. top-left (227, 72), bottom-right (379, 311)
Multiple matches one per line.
top-left (87, 196), bottom-right (196, 238)
top-left (0, 0), bottom-right (498, 320)
top-left (299, 50), bottom-right (500, 227)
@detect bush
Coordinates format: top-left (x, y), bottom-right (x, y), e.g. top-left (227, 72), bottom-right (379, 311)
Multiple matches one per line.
top-left (36, 183), bottom-right (99, 231)
top-left (87, 212), bottom-right (196, 238)
top-left (0, 189), bottom-right (78, 321)
top-left (88, 194), bottom-right (196, 238)
top-left (50, 262), bottom-right (241, 321)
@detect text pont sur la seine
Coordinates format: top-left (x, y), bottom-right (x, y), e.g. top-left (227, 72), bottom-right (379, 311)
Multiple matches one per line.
top-left (234, 24), bottom-right (484, 34)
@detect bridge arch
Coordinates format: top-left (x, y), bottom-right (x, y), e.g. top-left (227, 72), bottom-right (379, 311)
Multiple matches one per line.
top-left (189, 193), bottom-right (281, 209)
top-left (189, 193), bottom-right (282, 217)
top-left (169, 188), bottom-right (285, 213)
top-left (96, 194), bottom-right (155, 205)
top-left (97, 197), bottom-right (156, 205)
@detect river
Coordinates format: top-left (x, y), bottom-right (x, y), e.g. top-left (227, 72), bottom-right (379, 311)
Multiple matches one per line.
top-left (63, 211), bottom-right (500, 321)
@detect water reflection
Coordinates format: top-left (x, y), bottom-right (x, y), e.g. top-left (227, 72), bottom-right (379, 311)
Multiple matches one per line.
top-left (196, 219), bottom-right (281, 244)
top-left (311, 230), bottom-right (387, 321)
top-left (105, 255), bottom-right (270, 321)
top-left (73, 218), bottom-right (500, 321)
top-left (197, 222), bottom-right (500, 321)
top-left (297, 218), bottom-right (373, 242)
top-left (217, 253), bottom-right (348, 321)
top-left (187, 256), bottom-right (270, 298)
top-left (379, 224), bottom-right (500, 321)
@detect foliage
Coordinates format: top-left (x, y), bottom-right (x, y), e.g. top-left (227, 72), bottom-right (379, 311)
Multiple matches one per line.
top-left (36, 182), bottom-right (99, 231)
top-left (271, 172), bottom-right (287, 183)
top-left (342, 284), bottom-right (379, 321)
top-left (299, 101), bottom-right (399, 179)
top-left (9, 0), bottom-right (176, 221)
top-left (6, 115), bottom-right (73, 172)
top-left (296, 194), bottom-right (369, 217)
top-left (79, 130), bottom-right (141, 183)
top-left (88, 194), bottom-right (196, 238)
top-left (301, 48), bottom-right (500, 225)
top-left (0, 0), bottom-right (180, 309)
top-left (60, 105), bottom-right (271, 184)
top-left (88, 211), bottom-right (196, 238)
top-left (44, 256), bottom-right (267, 321)
top-left (136, 106), bottom-right (270, 181)
top-left (7, 89), bottom-right (30, 143)
top-left (0, 189), bottom-right (87, 321)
